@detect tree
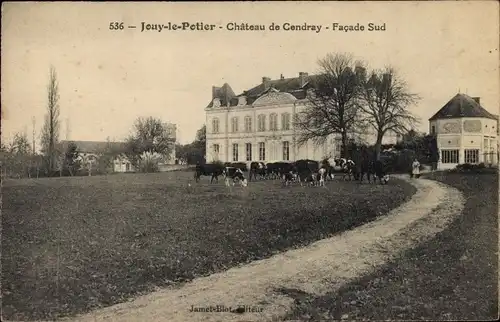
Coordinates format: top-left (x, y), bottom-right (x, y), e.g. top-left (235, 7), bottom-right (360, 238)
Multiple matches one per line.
top-left (125, 117), bottom-right (175, 170)
top-left (357, 66), bottom-right (420, 160)
top-left (175, 125), bottom-right (207, 165)
top-left (9, 132), bottom-right (31, 155)
top-left (63, 142), bottom-right (81, 176)
top-left (40, 66), bottom-right (61, 172)
top-left (294, 53), bottom-right (366, 158)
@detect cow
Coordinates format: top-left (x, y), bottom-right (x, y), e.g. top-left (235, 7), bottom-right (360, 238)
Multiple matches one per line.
top-left (282, 170), bottom-right (298, 186)
top-left (194, 163), bottom-right (225, 183)
top-left (294, 159), bottom-right (320, 186)
top-left (223, 167), bottom-right (248, 187)
top-left (225, 162), bottom-right (248, 172)
top-left (334, 157), bottom-right (355, 181)
top-left (317, 167), bottom-right (327, 187)
top-left (249, 161), bottom-right (267, 181)
top-left (320, 160), bottom-right (335, 181)
top-left (370, 159), bottom-right (390, 184)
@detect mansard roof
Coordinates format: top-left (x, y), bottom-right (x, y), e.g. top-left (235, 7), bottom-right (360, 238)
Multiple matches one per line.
top-left (206, 73), bottom-right (318, 108)
top-left (429, 93), bottom-right (498, 121)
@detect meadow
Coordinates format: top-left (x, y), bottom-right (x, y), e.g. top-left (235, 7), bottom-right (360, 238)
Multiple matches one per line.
top-left (287, 172), bottom-right (499, 321)
top-left (2, 171), bottom-right (416, 320)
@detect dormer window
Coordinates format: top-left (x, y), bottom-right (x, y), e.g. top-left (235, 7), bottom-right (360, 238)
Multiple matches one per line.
top-left (237, 96), bottom-right (247, 106)
top-left (213, 98), bottom-right (221, 108)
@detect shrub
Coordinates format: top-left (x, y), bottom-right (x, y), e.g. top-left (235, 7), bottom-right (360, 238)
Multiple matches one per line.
top-left (450, 163), bottom-right (498, 174)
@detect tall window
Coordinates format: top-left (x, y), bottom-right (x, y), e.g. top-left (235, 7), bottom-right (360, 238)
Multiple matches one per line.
top-left (258, 142), bottom-right (266, 161)
top-left (213, 144), bottom-right (220, 154)
top-left (281, 113), bottom-right (291, 130)
top-left (269, 113), bottom-right (278, 131)
top-left (232, 143), bottom-right (239, 161)
top-left (212, 118), bottom-right (220, 134)
top-left (258, 114), bottom-right (266, 132)
top-left (244, 116), bottom-right (252, 132)
top-left (441, 149), bottom-right (459, 164)
top-left (431, 125), bottom-right (436, 135)
top-left (282, 141), bottom-right (290, 161)
top-left (231, 117), bottom-right (239, 133)
top-left (464, 149), bottom-right (479, 164)
top-left (246, 143), bottom-right (252, 161)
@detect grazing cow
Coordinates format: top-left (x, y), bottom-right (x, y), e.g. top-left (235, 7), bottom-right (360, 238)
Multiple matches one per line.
top-left (294, 159), bottom-right (320, 186)
top-left (249, 162), bottom-right (266, 181)
top-left (282, 171), bottom-right (297, 186)
top-left (223, 167), bottom-right (248, 187)
top-left (194, 163), bottom-right (225, 183)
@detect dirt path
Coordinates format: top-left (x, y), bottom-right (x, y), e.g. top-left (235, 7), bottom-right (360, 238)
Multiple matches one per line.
top-left (68, 176), bottom-right (464, 322)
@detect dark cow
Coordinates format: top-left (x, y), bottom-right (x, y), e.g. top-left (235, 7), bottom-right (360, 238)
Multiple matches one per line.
top-left (249, 162), bottom-right (266, 181)
top-left (223, 167), bottom-right (248, 187)
top-left (370, 159), bottom-right (390, 184)
top-left (224, 162), bottom-right (248, 172)
top-left (294, 159), bottom-right (320, 186)
top-left (267, 162), bottom-right (294, 180)
top-left (194, 163), bottom-right (225, 183)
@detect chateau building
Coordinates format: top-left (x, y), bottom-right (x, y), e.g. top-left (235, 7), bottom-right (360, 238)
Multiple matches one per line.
top-left (205, 72), bottom-right (399, 164)
top-left (428, 93), bottom-right (499, 170)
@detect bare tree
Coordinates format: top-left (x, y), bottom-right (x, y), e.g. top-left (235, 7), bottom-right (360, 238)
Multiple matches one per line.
top-left (294, 53), bottom-right (366, 158)
top-left (357, 66), bottom-right (420, 160)
top-left (40, 66), bottom-right (61, 172)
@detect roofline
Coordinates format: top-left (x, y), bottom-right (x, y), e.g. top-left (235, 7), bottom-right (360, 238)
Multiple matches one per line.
top-left (429, 115), bottom-right (499, 121)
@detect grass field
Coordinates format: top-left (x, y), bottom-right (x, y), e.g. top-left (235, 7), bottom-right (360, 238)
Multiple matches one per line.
top-left (2, 171), bottom-right (416, 320)
top-left (286, 172), bottom-right (499, 320)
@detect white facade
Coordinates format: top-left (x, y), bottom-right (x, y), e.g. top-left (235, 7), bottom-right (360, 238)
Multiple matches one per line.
top-left (429, 117), bottom-right (498, 170)
top-left (206, 89), bottom-right (341, 164)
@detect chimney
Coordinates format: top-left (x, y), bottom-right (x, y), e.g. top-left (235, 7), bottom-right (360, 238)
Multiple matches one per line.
top-left (212, 86), bottom-right (221, 99)
top-left (298, 72), bottom-right (309, 87)
top-left (280, 74), bottom-right (284, 80)
top-left (262, 76), bottom-right (271, 90)
top-left (472, 97), bottom-right (480, 105)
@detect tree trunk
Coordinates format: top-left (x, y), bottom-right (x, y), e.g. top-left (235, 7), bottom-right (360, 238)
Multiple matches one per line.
top-left (374, 131), bottom-right (384, 160)
top-left (341, 131), bottom-right (348, 159)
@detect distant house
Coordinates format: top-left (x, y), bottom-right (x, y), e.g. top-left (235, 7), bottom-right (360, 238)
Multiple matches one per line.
top-left (428, 93), bottom-right (499, 170)
top-left (57, 140), bottom-right (132, 173)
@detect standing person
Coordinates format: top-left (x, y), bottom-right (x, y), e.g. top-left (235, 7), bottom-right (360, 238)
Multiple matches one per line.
top-left (411, 158), bottom-right (421, 178)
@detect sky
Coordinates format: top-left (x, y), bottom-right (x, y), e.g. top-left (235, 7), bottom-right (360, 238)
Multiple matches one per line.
top-left (1, 1), bottom-right (499, 146)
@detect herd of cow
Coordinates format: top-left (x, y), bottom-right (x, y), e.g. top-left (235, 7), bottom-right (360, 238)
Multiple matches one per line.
top-left (194, 158), bottom-right (390, 188)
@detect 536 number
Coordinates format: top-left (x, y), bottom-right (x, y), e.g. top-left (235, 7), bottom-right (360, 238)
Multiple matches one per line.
top-left (109, 22), bottom-right (124, 30)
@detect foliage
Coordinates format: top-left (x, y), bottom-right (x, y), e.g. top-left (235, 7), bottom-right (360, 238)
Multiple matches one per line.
top-left (357, 66), bottom-right (420, 159)
top-left (176, 125), bottom-right (206, 165)
top-left (125, 117), bottom-right (175, 170)
top-left (294, 53), bottom-right (366, 158)
top-left (40, 66), bottom-right (61, 172)
top-left (63, 142), bottom-right (81, 176)
top-left (136, 151), bottom-right (160, 173)
top-left (394, 131), bottom-right (439, 165)
top-left (448, 163), bottom-right (498, 174)
top-left (1, 132), bottom-right (34, 178)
